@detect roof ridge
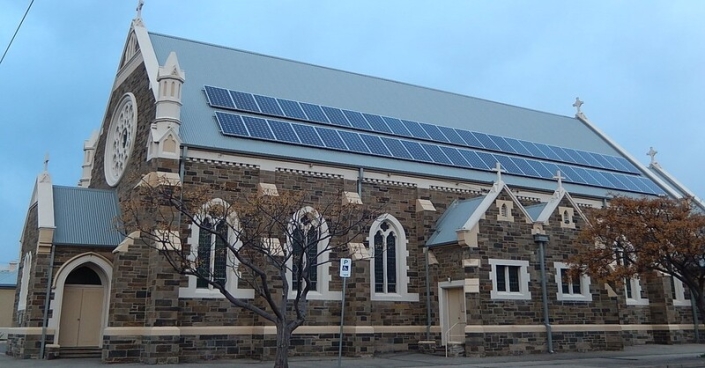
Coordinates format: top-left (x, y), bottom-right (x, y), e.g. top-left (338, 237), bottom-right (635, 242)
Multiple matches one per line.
top-left (148, 32), bottom-right (575, 121)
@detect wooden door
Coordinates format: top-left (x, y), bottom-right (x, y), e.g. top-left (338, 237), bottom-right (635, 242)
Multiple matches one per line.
top-left (59, 285), bottom-right (103, 347)
top-left (444, 287), bottom-right (465, 343)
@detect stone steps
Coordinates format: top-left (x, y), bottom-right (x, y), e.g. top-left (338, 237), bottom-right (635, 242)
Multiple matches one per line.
top-left (59, 346), bottom-right (101, 359)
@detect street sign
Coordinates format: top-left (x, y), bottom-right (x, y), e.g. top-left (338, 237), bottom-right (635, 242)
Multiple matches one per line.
top-left (339, 258), bottom-right (352, 278)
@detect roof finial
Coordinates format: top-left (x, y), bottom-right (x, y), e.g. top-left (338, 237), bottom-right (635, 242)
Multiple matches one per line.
top-left (492, 162), bottom-right (505, 184)
top-left (572, 97), bottom-right (584, 116)
top-left (553, 170), bottom-right (565, 190)
top-left (647, 146), bottom-right (658, 165)
top-left (136, 0), bottom-right (144, 20)
top-left (43, 152), bottom-right (49, 172)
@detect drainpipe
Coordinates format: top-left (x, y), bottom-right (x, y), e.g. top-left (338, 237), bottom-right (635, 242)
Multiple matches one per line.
top-left (357, 167), bottom-right (363, 197)
top-left (39, 244), bottom-right (56, 359)
top-left (424, 247), bottom-right (432, 340)
top-left (533, 233), bottom-right (554, 354)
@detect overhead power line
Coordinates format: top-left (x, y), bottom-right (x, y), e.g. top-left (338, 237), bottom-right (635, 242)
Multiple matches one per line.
top-left (0, 0), bottom-right (35, 67)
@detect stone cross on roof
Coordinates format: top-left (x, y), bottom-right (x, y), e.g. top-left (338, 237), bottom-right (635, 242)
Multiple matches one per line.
top-left (43, 153), bottom-right (49, 172)
top-left (553, 170), bottom-right (565, 190)
top-left (573, 97), bottom-right (583, 115)
top-left (647, 146), bottom-right (658, 165)
top-left (136, 0), bottom-right (144, 19)
top-left (492, 162), bottom-right (506, 183)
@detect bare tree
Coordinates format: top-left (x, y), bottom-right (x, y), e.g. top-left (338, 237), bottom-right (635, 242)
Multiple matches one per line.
top-left (569, 196), bottom-right (705, 318)
top-left (120, 179), bottom-right (376, 368)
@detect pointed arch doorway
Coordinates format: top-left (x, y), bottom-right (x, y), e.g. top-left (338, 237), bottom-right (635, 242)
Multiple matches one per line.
top-left (58, 266), bottom-right (105, 347)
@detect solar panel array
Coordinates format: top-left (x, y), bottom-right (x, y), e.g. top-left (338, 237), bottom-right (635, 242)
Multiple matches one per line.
top-left (203, 85), bottom-right (663, 195)
top-left (215, 111), bottom-right (663, 195)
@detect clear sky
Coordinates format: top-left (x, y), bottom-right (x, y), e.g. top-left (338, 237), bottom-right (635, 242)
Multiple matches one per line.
top-left (0, 1), bottom-right (703, 265)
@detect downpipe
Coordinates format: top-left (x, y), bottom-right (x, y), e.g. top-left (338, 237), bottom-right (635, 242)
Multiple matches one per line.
top-left (534, 233), bottom-right (554, 354)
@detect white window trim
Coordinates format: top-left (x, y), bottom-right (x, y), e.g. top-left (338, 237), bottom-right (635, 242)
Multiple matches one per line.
top-left (369, 214), bottom-right (418, 302)
top-left (179, 198), bottom-right (253, 299)
top-left (286, 206), bottom-right (341, 301)
top-left (672, 276), bottom-right (690, 307)
top-left (489, 259), bottom-right (531, 300)
top-left (559, 206), bottom-right (575, 229)
top-left (17, 252), bottom-right (32, 311)
top-left (554, 262), bottom-right (592, 302)
top-left (625, 277), bottom-right (649, 306)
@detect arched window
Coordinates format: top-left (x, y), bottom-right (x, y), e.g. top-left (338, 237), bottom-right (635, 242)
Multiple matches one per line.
top-left (368, 214), bottom-right (418, 302)
top-left (179, 199), bottom-right (253, 299)
top-left (196, 217), bottom-right (228, 289)
top-left (500, 203), bottom-right (508, 217)
top-left (287, 207), bottom-right (339, 300)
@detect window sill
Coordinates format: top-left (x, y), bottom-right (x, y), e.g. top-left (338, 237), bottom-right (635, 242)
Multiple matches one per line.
top-left (287, 290), bottom-right (342, 301)
top-left (178, 287), bottom-right (254, 299)
top-left (557, 294), bottom-right (593, 302)
top-left (490, 291), bottom-right (531, 300)
top-left (625, 298), bottom-right (649, 306)
top-left (371, 292), bottom-right (419, 302)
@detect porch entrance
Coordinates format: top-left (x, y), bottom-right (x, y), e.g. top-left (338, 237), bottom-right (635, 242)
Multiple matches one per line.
top-left (440, 284), bottom-right (466, 345)
top-left (58, 266), bottom-right (104, 347)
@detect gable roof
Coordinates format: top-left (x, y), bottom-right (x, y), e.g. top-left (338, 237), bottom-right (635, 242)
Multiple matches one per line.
top-left (129, 26), bottom-right (683, 200)
top-left (532, 186), bottom-right (588, 224)
top-left (52, 186), bottom-right (123, 247)
top-left (426, 197), bottom-right (485, 247)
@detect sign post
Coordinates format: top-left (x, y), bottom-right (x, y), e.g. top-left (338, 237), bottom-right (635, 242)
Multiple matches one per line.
top-left (338, 258), bottom-right (352, 368)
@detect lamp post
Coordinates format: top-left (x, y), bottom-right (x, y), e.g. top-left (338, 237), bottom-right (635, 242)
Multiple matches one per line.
top-left (533, 233), bottom-right (554, 353)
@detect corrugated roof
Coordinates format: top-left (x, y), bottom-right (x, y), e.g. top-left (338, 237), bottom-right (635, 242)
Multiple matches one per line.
top-left (426, 197), bottom-right (485, 247)
top-left (525, 203), bottom-right (549, 222)
top-left (146, 32), bottom-right (663, 200)
top-left (0, 269), bottom-right (18, 287)
top-left (52, 186), bottom-right (123, 247)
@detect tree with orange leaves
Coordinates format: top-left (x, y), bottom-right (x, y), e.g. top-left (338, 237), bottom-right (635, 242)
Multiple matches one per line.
top-left (569, 196), bottom-right (705, 317)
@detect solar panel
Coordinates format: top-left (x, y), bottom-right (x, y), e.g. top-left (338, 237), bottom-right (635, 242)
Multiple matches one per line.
top-left (602, 155), bottom-right (631, 173)
top-left (382, 117), bottom-right (412, 137)
top-left (639, 176), bottom-right (665, 195)
top-left (550, 146), bottom-right (577, 164)
top-left (572, 167), bottom-right (603, 187)
top-left (338, 131), bottom-right (370, 153)
top-left (254, 95), bottom-right (284, 116)
top-left (437, 126), bottom-right (467, 146)
top-left (360, 134), bottom-right (391, 156)
top-left (439, 146), bottom-right (471, 167)
top-left (525, 159), bottom-right (554, 178)
top-left (204, 86), bottom-right (235, 109)
top-left (268, 119), bottom-right (299, 143)
top-left (300, 103), bottom-right (330, 124)
top-left (475, 151), bottom-right (498, 169)
top-left (215, 112), bottom-right (248, 137)
top-left (342, 110), bottom-right (372, 130)
top-left (504, 137), bottom-right (533, 157)
top-left (241, 116), bottom-right (274, 140)
top-left (230, 91), bottom-right (260, 113)
top-left (402, 120), bottom-right (432, 140)
top-left (292, 123), bottom-right (324, 146)
top-left (493, 154), bottom-right (522, 176)
top-left (511, 157), bottom-right (540, 178)
top-left (561, 147), bottom-right (587, 165)
top-left (473, 132), bottom-right (500, 151)
top-left (381, 137), bottom-right (413, 159)
top-left (590, 153), bottom-right (613, 170)
top-left (575, 150), bottom-right (602, 167)
top-left (315, 127), bottom-right (348, 150)
top-left (519, 141), bottom-right (547, 159)
top-left (534, 143), bottom-right (562, 161)
top-left (363, 113), bottom-right (392, 133)
top-left (616, 157), bottom-right (640, 174)
top-left (557, 164), bottom-right (587, 184)
top-left (321, 107), bottom-right (351, 127)
top-left (456, 130), bottom-right (484, 149)
top-left (401, 141), bottom-right (433, 162)
top-left (459, 150), bottom-right (491, 169)
top-left (488, 135), bottom-right (517, 154)
top-left (277, 99), bottom-right (307, 120)
top-left (419, 143), bottom-right (452, 164)
top-left (419, 122), bottom-right (450, 143)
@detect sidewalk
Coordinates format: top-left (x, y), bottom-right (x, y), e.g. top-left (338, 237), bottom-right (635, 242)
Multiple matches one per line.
top-left (1, 342), bottom-right (704, 367)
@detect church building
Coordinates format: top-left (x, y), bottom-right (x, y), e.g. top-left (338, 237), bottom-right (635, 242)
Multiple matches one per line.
top-left (7, 9), bottom-right (704, 363)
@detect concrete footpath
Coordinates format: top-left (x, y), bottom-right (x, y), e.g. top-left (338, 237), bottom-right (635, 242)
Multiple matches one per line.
top-left (2, 343), bottom-right (705, 367)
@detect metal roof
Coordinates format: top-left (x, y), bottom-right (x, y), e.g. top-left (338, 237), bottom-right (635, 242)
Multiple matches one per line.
top-left (426, 197), bottom-right (485, 247)
top-left (0, 269), bottom-right (18, 288)
top-left (525, 203), bottom-right (549, 222)
top-left (147, 32), bottom-right (667, 200)
top-left (52, 186), bottom-right (123, 247)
